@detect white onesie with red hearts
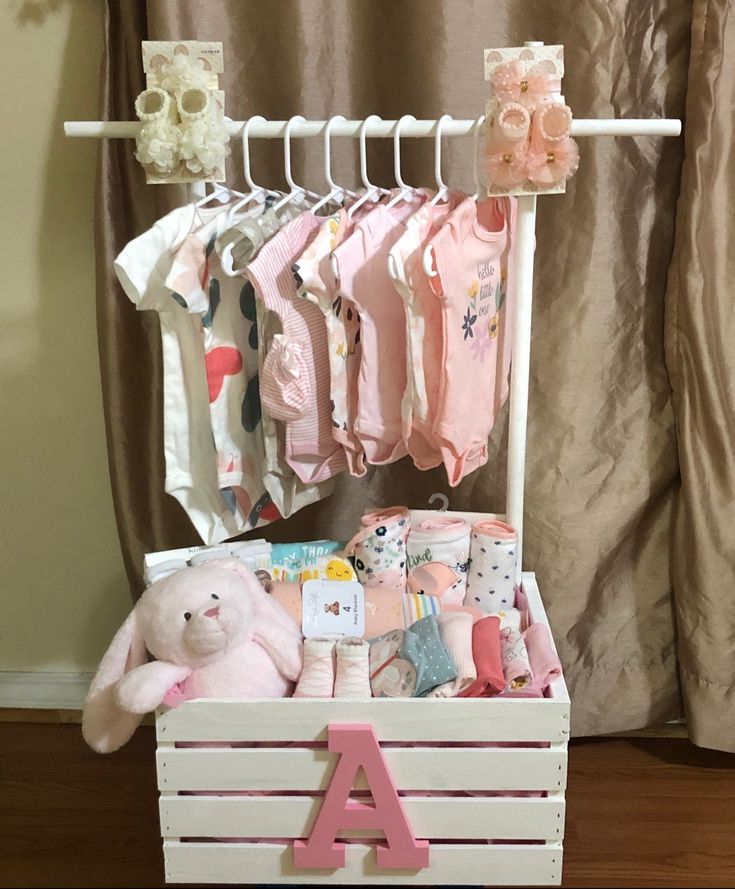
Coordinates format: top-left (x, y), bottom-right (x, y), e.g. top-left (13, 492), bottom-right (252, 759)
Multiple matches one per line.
top-left (115, 204), bottom-right (241, 544)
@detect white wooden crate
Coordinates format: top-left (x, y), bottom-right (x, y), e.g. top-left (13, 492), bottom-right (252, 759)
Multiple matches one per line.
top-left (154, 568), bottom-right (569, 886)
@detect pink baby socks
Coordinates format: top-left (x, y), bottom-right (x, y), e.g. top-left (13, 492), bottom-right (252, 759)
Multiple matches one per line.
top-left (333, 637), bottom-right (372, 699)
top-left (295, 636), bottom-right (372, 699)
top-left (294, 637), bottom-right (336, 698)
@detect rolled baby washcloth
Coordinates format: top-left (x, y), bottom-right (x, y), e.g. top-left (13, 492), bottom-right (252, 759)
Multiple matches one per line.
top-left (497, 608), bottom-right (533, 691)
top-left (407, 516), bottom-right (471, 604)
top-left (346, 506), bottom-right (411, 590)
top-left (427, 612), bottom-right (477, 697)
top-left (458, 615), bottom-right (505, 698)
top-left (464, 520), bottom-right (518, 613)
top-left (369, 614), bottom-right (456, 698)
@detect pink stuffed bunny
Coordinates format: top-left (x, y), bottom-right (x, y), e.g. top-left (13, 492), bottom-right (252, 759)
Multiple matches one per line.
top-left (82, 559), bottom-right (303, 754)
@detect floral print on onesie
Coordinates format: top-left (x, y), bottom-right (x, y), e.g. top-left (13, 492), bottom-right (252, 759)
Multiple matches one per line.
top-left (165, 215), bottom-right (280, 532)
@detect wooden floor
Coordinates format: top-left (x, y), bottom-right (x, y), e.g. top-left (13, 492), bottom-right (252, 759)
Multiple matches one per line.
top-left (1, 723), bottom-right (734, 888)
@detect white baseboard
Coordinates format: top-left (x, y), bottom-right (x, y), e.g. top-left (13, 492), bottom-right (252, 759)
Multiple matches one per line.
top-left (0, 671), bottom-right (93, 710)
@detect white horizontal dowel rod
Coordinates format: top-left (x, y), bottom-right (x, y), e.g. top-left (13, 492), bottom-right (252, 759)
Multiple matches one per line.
top-left (63, 117), bottom-right (682, 139)
top-left (506, 193), bottom-right (537, 581)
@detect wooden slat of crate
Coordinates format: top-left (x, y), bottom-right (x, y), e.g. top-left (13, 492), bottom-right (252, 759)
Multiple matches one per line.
top-left (159, 794), bottom-right (565, 841)
top-left (157, 696), bottom-right (569, 744)
top-left (156, 745), bottom-right (568, 792)
top-left (163, 840), bottom-right (563, 885)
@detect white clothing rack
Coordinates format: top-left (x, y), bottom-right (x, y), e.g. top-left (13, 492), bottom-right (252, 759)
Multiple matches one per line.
top-left (64, 118), bottom-right (680, 139)
top-left (65, 112), bottom-right (681, 579)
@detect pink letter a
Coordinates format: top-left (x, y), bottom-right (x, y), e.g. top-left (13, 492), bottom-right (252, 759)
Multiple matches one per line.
top-left (293, 724), bottom-right (430, 870)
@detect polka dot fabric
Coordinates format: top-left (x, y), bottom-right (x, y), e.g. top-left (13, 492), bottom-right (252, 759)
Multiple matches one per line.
top-left (464, 519), bottom-right (518, 612)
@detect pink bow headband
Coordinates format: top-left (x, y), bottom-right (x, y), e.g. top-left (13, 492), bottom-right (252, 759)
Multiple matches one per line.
top-left (491, 60), bottom-right (561, 108)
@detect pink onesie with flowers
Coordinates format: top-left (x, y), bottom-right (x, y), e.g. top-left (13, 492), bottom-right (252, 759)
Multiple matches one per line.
top-left (246, 212), bottom-right (347, 484)
top-left (332, 194), bottom-right (428, 464)
top-left (426, 197), bottom-right (517, 486)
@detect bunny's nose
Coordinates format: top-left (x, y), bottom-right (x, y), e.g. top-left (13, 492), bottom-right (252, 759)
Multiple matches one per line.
top-left (204, 606), bottom-right (220, 618)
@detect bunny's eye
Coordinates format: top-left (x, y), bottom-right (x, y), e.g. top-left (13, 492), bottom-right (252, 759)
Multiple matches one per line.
top-left (211, 594), bottom-right (219, 600)
top-left (184, 612), bottom-right (192, 621)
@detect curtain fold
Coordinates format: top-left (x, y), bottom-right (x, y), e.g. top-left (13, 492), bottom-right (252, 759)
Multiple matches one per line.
top-left (665, 0), bottom-right (735, 753)
top-left (96, 0), bottom-right (714, 742)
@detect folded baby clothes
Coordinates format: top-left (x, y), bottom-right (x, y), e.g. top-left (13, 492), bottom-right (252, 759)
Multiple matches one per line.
top-left (407, 516), bottom-right (471, 604)
top-left (427, 612), bottom-right (476, 697)
top-left (346, 506), bottom-right (411, 590)
top-left (459, 615), bottom-right (505, 697)
top-left (524, 623), bottom-right (562, 693)
top-left (270, 540), bottom-right (345, 582)
top-left (369, 615), bottom-right (457, 698)
top-left (496, 607), bottom-right (533, 691)
top-left (465, 520), bottom-right (518, 612)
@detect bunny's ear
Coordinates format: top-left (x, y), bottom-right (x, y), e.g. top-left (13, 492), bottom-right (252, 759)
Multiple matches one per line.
top-left (219, 557), bottom-right (263, 586)
top-left (82, 609), bottom-right (148, 754)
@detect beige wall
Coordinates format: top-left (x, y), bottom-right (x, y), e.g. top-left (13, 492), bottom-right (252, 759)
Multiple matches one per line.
top-left (0, 1), bottom-right (131, 673)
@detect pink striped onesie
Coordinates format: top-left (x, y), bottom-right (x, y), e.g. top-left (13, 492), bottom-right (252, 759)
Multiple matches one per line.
top-left (246, 212), bottom-right (347, 484)
top-left (332, 193), bottom-right (428, 464)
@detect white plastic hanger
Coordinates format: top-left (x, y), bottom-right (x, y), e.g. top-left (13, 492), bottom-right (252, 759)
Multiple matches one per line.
top-left (423, 113), bottom-right (485, 277)
top-left (386, 114), bottom-right (417, 209)
top-left (347, 114), bottom-right (390, 219)
top-left (219, 115), bottom-right (282, 276)
top-left (272, 115), bottom-right (321, 213)
top-left (193, 182), bottom-right (239, 208)
top-left (429, 114), bottom-right (453, 206)
top-left (225, 115), bottom-right (278, 219)
top-left (311, 115), bottom-right (357, 215)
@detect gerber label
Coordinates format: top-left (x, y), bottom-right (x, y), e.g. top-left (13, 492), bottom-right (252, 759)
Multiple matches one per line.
top-left (302, 580), bottom-right (365, 638)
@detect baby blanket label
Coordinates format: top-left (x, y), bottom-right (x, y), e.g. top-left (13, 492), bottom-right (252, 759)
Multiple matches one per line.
top-left (302, 580), bottom-right (365, 638)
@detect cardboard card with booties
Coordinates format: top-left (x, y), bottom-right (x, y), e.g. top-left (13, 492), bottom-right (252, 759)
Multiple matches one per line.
top-left (135, 40), bottom-right (229, 184)
top-left (483, 44), bottom-right (578, 196)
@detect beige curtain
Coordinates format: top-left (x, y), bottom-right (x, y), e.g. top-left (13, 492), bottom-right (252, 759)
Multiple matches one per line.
top-left (96, 0), bottom-right (734, 749)
top-left (665, 0), bottom-right (735, 752)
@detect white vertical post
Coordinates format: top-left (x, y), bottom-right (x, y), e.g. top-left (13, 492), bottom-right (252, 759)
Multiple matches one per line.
top-left (506, 194), bottom-right (538, 581)
top-left (188, 181), bottom-right (207, 200)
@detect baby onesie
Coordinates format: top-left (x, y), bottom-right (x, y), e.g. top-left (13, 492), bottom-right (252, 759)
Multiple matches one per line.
top-left (164, 211), bottom-right (278, 532)
top-left (219, 201), bottom-right (335, 517)
top-left (256, 292), bottom-right (335, 517)
top-left (292, 209), bottom-right (367, 477)
top-left (247, 212), bottom-right (348, 484)
top-left (331, 193), bottom-right (428, 464)
top-left (114, 204), bottom-right (240, 544)
top-left (388, 192), bottom-right (464, 468)
top-left (426, 197), bottom-right (517, 486)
